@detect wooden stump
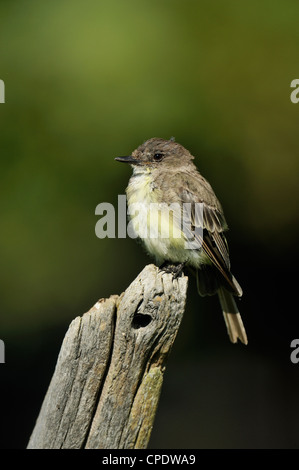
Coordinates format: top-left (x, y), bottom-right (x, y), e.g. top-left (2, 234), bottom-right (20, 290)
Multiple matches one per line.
top-left (27, 264), bottom-right (188, 449)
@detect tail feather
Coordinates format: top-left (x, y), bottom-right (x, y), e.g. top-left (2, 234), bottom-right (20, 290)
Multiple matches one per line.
top-left (218, 287), bottom-right (248, 345)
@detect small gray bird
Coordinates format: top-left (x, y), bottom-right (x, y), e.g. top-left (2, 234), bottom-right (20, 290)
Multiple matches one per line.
top-left (115, 137), bottom-right (247, 344)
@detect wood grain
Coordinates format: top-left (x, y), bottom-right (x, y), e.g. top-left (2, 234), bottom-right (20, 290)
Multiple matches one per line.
top-left (27, 264), bottom-right (188, 449)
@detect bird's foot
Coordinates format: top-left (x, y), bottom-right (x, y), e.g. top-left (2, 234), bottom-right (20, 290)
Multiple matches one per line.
top-left (160, 261), bottom-right (186, 279)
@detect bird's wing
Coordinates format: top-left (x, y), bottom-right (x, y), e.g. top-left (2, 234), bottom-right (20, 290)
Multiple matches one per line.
top-left (166, 171), bottom-right (241, 296)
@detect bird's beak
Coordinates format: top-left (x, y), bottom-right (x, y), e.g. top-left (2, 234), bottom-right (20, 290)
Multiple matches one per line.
top-left (115, 155), bottom-right (137, 164)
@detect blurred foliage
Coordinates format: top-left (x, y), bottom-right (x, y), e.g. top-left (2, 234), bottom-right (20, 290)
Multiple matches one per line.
top-left (1, 0), bottom-right (298, 333)
top-left (0, 0), bottom-right (299, 448)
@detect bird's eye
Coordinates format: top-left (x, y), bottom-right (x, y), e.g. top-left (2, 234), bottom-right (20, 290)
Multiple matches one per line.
top-left (153, 153), bottom-right (164, 162)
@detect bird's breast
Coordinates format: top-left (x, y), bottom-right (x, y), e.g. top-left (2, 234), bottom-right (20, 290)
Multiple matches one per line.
top-left (126, 170), bottom-right (160, 242)
top-left (126, 170), bottom-right (158, 205)
top-left (126, 170), bottom-right (188, 263)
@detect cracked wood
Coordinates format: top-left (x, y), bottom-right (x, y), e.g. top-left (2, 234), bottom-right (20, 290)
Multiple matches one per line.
top-left (27, 264), bottom-right (188, 449)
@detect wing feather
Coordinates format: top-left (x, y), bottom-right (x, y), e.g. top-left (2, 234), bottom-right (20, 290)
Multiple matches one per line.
top-left (172, 173), bottom-right (240, 296)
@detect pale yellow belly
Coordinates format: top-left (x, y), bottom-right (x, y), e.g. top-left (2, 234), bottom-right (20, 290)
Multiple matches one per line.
top-left (126, 171), bottom-right (207, 267)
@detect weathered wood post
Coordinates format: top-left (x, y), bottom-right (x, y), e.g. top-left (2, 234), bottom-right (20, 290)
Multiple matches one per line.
top-left (27, 264), bottom-right (188, 449)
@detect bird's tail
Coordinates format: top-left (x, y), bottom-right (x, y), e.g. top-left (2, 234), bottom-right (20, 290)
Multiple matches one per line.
top-left (217, 287), bottom-right (248, 345)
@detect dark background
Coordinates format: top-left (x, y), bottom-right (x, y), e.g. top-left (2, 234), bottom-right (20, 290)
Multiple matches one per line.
top-left (1, 0), bottom-right (299, 449)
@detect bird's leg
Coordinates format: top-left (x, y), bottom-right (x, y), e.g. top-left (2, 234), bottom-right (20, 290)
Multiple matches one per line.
top-left (159, 261), bottom-right (186, 279)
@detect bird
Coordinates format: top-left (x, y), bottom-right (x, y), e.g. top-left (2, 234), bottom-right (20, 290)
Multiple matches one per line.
top-left (115, 137), bottom-right (247, 344)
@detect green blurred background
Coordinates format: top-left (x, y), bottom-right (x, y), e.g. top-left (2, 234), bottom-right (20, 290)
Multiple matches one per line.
top-left (1, 0), bottom-right (299, 448)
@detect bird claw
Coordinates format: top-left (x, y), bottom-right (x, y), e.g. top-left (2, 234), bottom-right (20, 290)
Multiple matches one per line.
top-left (160, 262), bottom-right (186, 279)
